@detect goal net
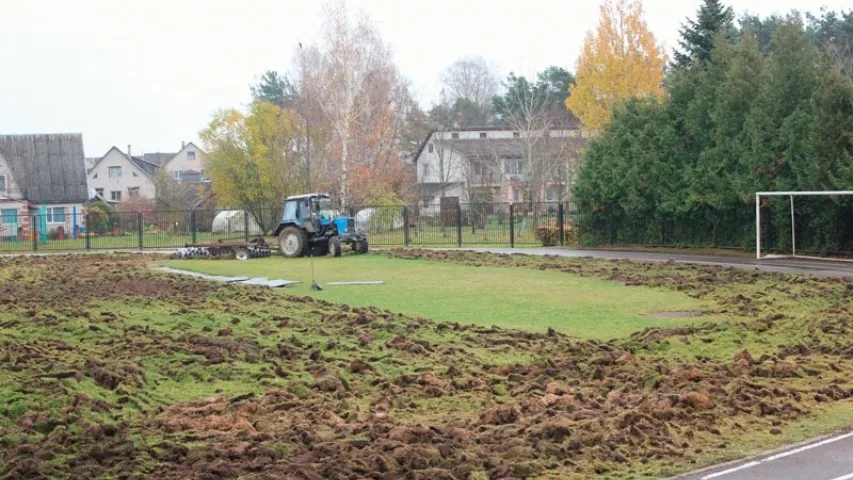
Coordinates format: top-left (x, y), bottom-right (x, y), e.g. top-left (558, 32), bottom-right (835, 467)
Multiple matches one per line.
top-left (756, 191), bottom-right (853, 260)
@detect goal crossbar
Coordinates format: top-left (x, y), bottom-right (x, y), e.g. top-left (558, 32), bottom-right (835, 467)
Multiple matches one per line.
top-left (755, 191), bottom-right (853, 259)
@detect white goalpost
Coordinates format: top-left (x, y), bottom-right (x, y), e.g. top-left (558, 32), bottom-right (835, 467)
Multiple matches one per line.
top-left (755, 191), bottom-right (853, 260)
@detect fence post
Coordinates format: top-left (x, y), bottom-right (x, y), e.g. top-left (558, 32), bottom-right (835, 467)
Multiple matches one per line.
top-left (403, 206), bottom-right (410, 246)
top-left (558, 202), bottom-right (565, 247)
top-left (85, 212), bottom-right (91, 251)
top-left (509, 204), bottom-right (515, 248)
top-left (456, 206), bottom-right (462, 247)
top-left (191, 211), bottom-right (198, 244)
top-left (243, 210), bottom-right (250, 243)
top-left (137, 212), bottom-right (144, 250)
top-left (609, 207), bottom-right (615, 246)
top-left (660, 217), bottom-right (666, 247)
top-left (32, 215), bottom-right (38, 252)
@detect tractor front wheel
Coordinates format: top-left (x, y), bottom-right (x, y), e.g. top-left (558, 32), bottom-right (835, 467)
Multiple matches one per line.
top-left (356, 238), bottom-right (369, 254)
top-left (331, 237), bottom-right (342, 257)
top-left (278, 227), bottom-right (306, 258)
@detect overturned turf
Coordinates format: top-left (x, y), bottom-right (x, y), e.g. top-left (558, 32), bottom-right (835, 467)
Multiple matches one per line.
top-left (0, 254), bottom-right (852, 479)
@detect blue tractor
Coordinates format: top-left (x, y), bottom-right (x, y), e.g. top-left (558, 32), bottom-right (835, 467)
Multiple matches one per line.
top-left (272, 193), bottom-right (368, 258)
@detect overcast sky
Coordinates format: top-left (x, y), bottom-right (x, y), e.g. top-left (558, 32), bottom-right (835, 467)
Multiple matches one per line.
top-left (0, 0), bottom-right (849, 157)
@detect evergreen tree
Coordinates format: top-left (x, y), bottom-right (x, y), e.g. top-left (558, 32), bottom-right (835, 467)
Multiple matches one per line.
top-left (673, 0), bottom-right (735, 68)
top-left (250, 71), bottom-right (297, 108)
top-left (744, 19), bottom-right (818, 193)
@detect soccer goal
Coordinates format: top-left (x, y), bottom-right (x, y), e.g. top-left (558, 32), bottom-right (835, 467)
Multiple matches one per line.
top-left (756, 191), bottom-right (853, 260)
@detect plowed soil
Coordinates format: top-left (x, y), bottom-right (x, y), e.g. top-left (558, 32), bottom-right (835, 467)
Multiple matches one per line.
top-left (1, 252), bottom-right (852, 479)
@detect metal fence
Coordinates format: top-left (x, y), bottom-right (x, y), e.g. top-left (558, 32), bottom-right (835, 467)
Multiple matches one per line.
top-left (1, 201), bottom-right (789, 254)
top-left (0, 202), bottom-right (574, 253)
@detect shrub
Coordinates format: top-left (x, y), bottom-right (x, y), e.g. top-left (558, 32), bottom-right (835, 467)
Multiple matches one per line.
top-left (87, 203), bottom-right (115, 234)
top-left (534, 220), bottom-right (577, 246)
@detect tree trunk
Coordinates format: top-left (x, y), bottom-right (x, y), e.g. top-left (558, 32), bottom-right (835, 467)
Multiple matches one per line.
top-left (340, 132), bottom-right (349, 208)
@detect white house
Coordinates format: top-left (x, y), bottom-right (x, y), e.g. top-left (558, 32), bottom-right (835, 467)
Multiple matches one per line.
top-left (0, 134), bottom-right (89, 241)
top-left (411, 127), bottom-right (587, 206)
top-left (87, 142), bottom-right (207, 201)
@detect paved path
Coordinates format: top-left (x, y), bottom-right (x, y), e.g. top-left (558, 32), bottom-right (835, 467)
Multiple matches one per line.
top-left (435, 247), bottom-right (853, 278)
top-left (671, 430), bottom-right (853, 480)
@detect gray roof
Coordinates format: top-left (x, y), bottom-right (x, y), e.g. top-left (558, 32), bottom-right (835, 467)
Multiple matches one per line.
top-left (0, 134), bottom-right (88, 204)
top-left (142, 152), bottom-right (176, 166)
top-left (130, 156), bottom-right (160, 177)
top-left (437, 136), bottom-right (586, 161)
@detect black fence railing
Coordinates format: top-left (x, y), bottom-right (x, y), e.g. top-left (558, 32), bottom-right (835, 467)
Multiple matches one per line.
top-left (4, 201), bottom-right (822, 254)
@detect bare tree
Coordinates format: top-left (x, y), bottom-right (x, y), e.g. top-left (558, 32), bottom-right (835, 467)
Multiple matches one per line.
top-left (294, 0), bottom-right (413, 207)
top-left (297, 0), bottom-right (389, 207)
top-left (440, 56), bottom-right (499, 108)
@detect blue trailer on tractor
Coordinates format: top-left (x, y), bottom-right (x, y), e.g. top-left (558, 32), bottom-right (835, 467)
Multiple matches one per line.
top-left (272, 193), bottom-right (368, 258)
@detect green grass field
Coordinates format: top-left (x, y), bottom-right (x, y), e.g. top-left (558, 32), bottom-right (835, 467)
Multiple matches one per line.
top-left (163, 254), bottom-right (712, 340)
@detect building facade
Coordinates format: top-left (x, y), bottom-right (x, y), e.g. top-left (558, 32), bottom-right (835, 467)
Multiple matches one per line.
top-left (411, 127), bottom-right (587, 206)
top-left (0, 134), bottom-right (89, 241)
top-left (87, 142), bottom-right (207, 201)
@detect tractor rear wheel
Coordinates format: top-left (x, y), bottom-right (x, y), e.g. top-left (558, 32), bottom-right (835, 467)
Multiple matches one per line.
top-left (356, 238), bottom-right (369, 254)
top-left (278, 227), bottom-right (306, 258)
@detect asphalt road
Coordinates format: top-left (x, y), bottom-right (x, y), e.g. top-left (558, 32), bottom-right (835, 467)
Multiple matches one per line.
top-left (437, 247), bottom-right (853, 278)
top-left (671, 431), bottom-right (853, 480)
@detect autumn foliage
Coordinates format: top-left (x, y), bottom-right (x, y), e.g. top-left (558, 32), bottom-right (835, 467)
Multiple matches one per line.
top-left (566, 0), bottom-right (667, 131)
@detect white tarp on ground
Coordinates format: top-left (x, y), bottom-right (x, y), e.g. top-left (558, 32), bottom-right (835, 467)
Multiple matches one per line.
top-left (355, 208), bottom-right (403, 232)
top-left (211, 210), bottom-right (264, 235)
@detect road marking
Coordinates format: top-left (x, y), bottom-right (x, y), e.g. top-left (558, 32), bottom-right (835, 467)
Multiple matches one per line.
top-left (826, 473), bottom-right (853, 480)
top-left (701, 461), bottom-right (760, 479)
top-left (700, 431), bottom-right (853, 479)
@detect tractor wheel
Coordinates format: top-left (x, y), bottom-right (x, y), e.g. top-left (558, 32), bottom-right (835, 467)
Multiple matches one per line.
top-left (331, 237), bottom-right (342, 257)
top-left (278, 227), bottom-right (306, 258)
top-left (357, 238), bottom-right (369, 254)
top-left (310, 243), bottom-right (329, 257)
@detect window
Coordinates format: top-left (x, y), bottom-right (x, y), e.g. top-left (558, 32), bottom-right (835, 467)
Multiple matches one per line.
top-left (479, 132), bottom-right (487, 139)
top-left (128, 187), bottom-right (140, 199)
top-left (505, 161), bottom-right (523, 175)
top-left (512, 188), bottom-right (521, 202)
top-left (474, 163), bottom-right (488, 176)
top-left (132, 171), bottom-right (138, 177)
top-left (95, 188), bottom-right (104, 197)
top-left (173, 170), bottom-right (182, 180)
top-left (428, 143), bottom-right (434, 153)
top-left (1, 209), bottom-right (17, 226)
top-left (187, 151), bottom-right (196, 161)
top-left (422, 197), bottom-right (432, 207)
top-left (47, 207), bottom-right (65, 224)
top-left (421, 162), bottom-right (430, 179)
top-left (513, 131), bottom-right (520, 138)
top-left (451, 133), bottom-right (459, 139)
top-left (0, 174), bottom-right (5, 192)
top-left (110, 190), bottom-right (122, 201)
top-left (108, 166), bottom-right (121, 178)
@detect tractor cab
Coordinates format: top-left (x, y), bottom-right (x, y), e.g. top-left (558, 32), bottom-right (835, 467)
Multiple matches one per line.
top-left (281, 193), bottom-right (335, 234)
top-left (273, 193), bottom-right (367, 258)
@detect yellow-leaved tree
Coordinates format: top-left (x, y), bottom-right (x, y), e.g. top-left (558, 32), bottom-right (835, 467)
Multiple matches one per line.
top-left (200, 101), bottom-right (305, 233)
top-left (566, 0), bottom-right (667, 131)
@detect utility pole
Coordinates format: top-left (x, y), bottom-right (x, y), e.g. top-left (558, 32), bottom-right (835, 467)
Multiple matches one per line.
top-left (299, 42), bottom-right (312, 192)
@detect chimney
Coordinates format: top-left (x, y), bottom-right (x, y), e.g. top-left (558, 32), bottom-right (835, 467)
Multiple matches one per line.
top-left (127, 144), bottom-right (132, 157)
top-left (181, 140), bottom-right (186, 149)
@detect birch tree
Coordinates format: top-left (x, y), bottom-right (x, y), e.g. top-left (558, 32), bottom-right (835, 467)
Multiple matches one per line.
top-left (297, 0), bottom-right (393, 207)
